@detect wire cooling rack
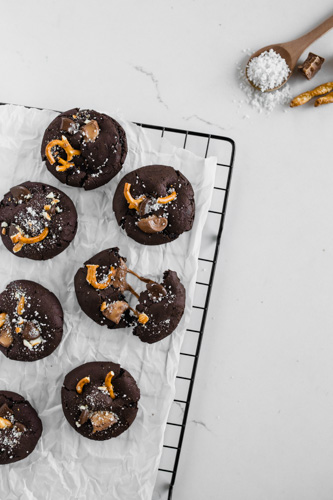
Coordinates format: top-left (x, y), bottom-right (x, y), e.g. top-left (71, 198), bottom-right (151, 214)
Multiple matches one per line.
top-left (135, 124), bottom-right (235, 500)
top-left (0, 104), bottom-right (235, 499)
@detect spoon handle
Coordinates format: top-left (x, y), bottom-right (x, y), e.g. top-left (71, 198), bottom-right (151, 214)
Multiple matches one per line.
top-left (284, 14), bottom-right (333, 64)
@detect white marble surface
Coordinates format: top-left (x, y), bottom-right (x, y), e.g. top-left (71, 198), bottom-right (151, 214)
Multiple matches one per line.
top-left (1, 1), bottom-right (333, 499)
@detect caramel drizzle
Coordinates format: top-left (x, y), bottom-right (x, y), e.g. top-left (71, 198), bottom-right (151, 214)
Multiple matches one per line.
top-left (86, 260), bottom-right (154, 324)
top-left (127, 268), bottom-right (155, 285)
top-left (128, 305), bottom-right (149, 325)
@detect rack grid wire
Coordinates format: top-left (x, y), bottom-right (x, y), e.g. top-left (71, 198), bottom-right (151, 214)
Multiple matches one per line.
top-left (0, 104), bottom-right (235, 499)
top-left (135, 124), bottom-right (235, 500)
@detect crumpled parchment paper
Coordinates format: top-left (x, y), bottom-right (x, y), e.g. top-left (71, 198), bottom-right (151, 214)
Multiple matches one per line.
top-left (0, 104), bottom-right (216, 500)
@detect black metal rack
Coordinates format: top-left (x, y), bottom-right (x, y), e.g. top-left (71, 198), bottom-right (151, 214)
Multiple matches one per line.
top-left (0, 104), bottom-right (235, 499)
top-left (135, 124), bottom-right (235, 500)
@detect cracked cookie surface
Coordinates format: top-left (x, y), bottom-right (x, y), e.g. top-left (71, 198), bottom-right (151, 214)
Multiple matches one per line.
top-left (113, 165), bottom-right (195, 245)
top-left (61, 361), bottom-right (140, 441)
top-left (0, 280), bottom-right (63, 362)
top-left (0, 181), bottom-right (77, 260)
top-left (41, 108), bottom-right (127, 190)
top-left (74, 247), bottom-right (185, 343)
top-left (0, 390), bottom-right (42, 464)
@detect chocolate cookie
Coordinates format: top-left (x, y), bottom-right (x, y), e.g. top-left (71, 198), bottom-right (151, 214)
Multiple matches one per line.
top-left (134, 270), bottom-right (186, 343)
top-left (0, 181), bottom-right (77, 260)
top-left (0, 280), bottom-right (63, 362)
top-left (74, 247), bottom-right (185, 343)
top-left (61, 361), bottom-right (140, 441)
top-left (0, 391), bottom-right (42, 464)
top-left (113, 165), bottom-right (195, 245)
top-left (41, 108), bottom-right (127, 190)
top-left (74, 248), bottom-right (134, 330)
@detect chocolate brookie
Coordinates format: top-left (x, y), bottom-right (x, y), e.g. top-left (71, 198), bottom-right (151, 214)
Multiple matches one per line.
top-left (41, 108), bottom-right (127, 190)
top-left (0, 181), bottom-right (77, 260)
top-left (113, 165), bottom-right (195, 245)
top-left (0, 280), bottom-right (63, 362)
top-left (0, 391), bottom-right (42, 465)
top-left (61, 361), bottom-right (140, 441)
top-left (74, 247), bottom-right (185, 343)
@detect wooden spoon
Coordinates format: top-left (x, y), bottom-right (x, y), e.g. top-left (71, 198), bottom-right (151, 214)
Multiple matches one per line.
top-left (246, 14), bottom-right (333, 92)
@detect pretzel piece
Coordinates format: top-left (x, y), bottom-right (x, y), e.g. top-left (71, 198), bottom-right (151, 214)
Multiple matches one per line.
top-left (105, 371), bottom-right (116, 399)
top-left (76, 376), bottom-right (90, 394)
top-left (290, 82), bottom-right (333, 107)
top-left (157, 191), bottom-right (177, 204)
top-left (45, 135), bottom-right (80, 171)
top-left (86, 265), bottom-right (115, 290)
top-left (314, 91), bottom-right (333, 107)
top-left (124, 183), bottom-right (145, 211)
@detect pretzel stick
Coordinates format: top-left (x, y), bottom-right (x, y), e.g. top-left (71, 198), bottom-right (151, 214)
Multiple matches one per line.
top-left (290, 82), bottom-right (333, 107)
top-left (314, 91), bottom-right (333, 107)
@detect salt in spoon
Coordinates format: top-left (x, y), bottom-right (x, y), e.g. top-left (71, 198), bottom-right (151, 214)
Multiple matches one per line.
top-left (246, 14), bottom-right (333, 92)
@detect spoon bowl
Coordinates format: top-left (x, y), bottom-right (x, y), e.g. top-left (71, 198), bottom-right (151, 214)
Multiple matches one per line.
top-left (246, 14), bottom-right (333, 92)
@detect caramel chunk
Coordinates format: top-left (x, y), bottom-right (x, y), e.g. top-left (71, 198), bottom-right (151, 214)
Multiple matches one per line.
top-left (14, 422), bottom-right (26, 433)
top-left (60, 117), bottom-right (79, 134)
top-left (101, 301), bottom-right (129, 325)
top-left (138, 197), bottom-right (154, 217)
top-left (298, 52), bottom-right (325, 80)
top-left (0, 403), bottom-right (13, 418)
top-left (112, 259), bottom-right (128, 292)
top-left (81, 120), bottom-right (100, 142)
top-left (146, 282), bottom-right (167, 301)
top-left (137, 215), bottom-right (168, 234)
top-left (0, 323), bottom-right (13, 348)
top-left (10, 185), bottom-right (31, 203)
top-left (22, 321), bottom-right (41, 341)
top-left (138, 313), bottom-right (149, 324)
top-left (90, 411), bottom-right (117, 433)
top-left (79, 409), bottom-right (91, 425)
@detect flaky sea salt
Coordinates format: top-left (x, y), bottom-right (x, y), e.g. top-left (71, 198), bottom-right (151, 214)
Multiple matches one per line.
top-left (238, 63), bottom-right (291, 113)
top-left (246, 49), bottom-right (290, 92)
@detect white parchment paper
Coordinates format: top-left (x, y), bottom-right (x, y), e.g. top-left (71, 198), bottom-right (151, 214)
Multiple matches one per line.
top-left (0, 104), bottom-right (216, 500)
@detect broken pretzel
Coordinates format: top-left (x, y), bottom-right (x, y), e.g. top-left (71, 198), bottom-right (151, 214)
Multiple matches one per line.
top-left (290, 81), bottom-right (333, 107)
top-left (45, 135), bottom-right (80, 172)
top-left (86, 265), bottom-right (115, 289)
top-left (10, 226), bottom-right (49, 253)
